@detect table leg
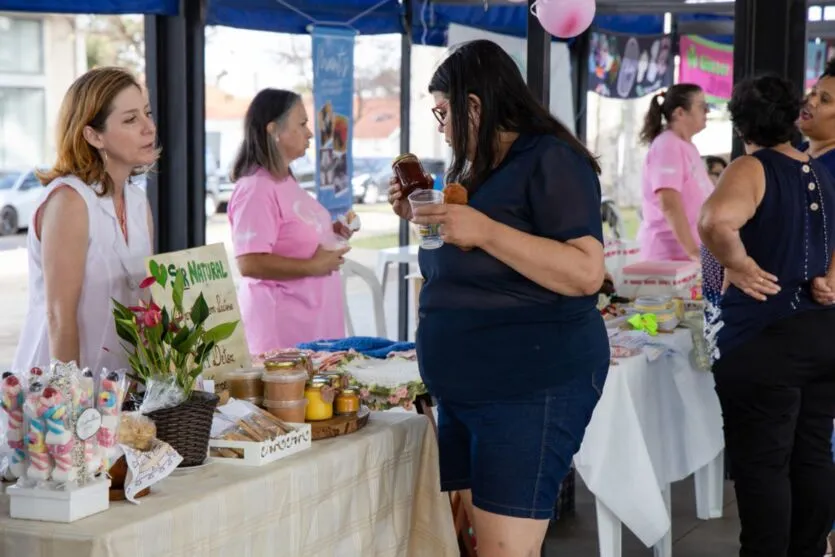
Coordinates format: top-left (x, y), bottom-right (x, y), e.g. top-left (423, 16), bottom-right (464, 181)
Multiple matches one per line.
top-left (695, 450), bottom-right (725, 520)
top-left (595, 498), bottom-right (622, 557)
top-left (653, 486), bottom-right (672, 557)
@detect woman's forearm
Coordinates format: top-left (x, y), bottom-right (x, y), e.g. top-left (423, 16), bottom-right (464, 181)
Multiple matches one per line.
top-left (46, 313), bottom-right (80, 365)
top-left (480, 221), bottom-right (604, 296)
top-left (237, 253), bottom-right (315, 281)
top-left (659, 191), bottom-right (699, 256)
top-left (699, 222), bottom-right (748, 271)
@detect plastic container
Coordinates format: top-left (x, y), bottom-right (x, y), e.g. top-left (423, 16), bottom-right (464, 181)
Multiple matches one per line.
top-left (262, 399), bottom-right (308, 423)
top-left (225, 368), bottom-right (264, 400)
top-left (261, 370), bottom-right (308, 402)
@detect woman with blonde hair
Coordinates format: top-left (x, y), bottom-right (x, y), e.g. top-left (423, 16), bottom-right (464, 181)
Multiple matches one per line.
top-left (13, 66), bottom-right (157, 373)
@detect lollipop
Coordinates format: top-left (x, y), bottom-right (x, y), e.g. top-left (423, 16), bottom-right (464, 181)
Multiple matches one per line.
top-left (96, 371), bottom-right (123, 471)
top-left (40, 387), bottom-right (76, 483)
top-left (1, 372), bottom-right (25, 479)
top-left (25, 381), bottom-right (52, 481)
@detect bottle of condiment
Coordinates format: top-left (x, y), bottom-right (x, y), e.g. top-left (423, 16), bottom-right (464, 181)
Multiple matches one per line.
top-left (304, 384), bottom-right (334, 421)
top-left (392, 153), bottom-right (433, 199)
top-left (335, 388), bottom-right (360, 416)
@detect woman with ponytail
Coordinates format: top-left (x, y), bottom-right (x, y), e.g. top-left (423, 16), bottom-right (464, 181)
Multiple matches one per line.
top-left (638, 84), bottom-right (712, 261)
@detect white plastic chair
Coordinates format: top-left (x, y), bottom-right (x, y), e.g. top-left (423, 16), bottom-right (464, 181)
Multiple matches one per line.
top-left (341, 259), bottom-right (387, 338)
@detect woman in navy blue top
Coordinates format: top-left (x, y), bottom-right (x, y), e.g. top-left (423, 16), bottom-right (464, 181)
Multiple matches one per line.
top-left (699, 75), bottom-right (835, 557)
top-left (797, 60), bottom-right (835, 555)
top-left (387, 40), bottom-right (608, 554)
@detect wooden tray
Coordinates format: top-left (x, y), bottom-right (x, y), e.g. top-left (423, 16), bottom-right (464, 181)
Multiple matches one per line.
top-left (310, 406), bottom-right (370, 440)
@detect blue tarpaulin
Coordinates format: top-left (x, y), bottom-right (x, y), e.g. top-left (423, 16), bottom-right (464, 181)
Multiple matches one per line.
top-left (0, 0), bottom-right (178, 14)
top-left (0, 0), bottom-right (732, 46)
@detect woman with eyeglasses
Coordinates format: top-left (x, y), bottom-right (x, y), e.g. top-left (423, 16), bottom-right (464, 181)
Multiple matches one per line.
top-left (13, 67), bottom-right (157, 373)
top-left (638, 84), bottom-right (713, 262)
top-left (387, 40), bottom-right (608, 556)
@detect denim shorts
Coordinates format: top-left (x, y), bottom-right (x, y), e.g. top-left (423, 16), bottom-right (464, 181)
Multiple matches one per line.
top-left (436, 363), bottom-right (607, 520)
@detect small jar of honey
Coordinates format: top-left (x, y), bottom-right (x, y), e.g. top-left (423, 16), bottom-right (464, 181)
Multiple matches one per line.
top-left (335, 388), bottom-right (360, 416)
top-left (392, 153), bottom-right (433, 198)
top-left (304, 384), bottom-right (334, 421)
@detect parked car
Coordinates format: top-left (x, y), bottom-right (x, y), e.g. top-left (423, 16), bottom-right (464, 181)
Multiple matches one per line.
top-left (352, 157), bottom-right (390, 204)
top-left (0, 168), bottom-right (45, 236)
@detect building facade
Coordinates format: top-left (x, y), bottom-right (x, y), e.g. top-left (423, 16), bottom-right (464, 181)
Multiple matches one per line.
top-left (0, 13), bottom-right (86, 169)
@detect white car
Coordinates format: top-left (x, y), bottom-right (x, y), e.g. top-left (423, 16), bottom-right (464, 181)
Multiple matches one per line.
top-left (0, 169), bottom-right (44, 236)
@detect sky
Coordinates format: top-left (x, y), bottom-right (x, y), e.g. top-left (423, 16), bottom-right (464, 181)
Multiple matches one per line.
top-left (204, 26), bottom-right (403, 98)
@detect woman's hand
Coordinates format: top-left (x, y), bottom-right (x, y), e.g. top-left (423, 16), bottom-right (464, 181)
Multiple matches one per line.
top-left (725, 256), bottom-right (780, 301)
top-left (308, 245), bottom-right (351, 276)
top-left (412, 204), bottom-right (493, 250)
top-left (387, 176), bottom-right (412, 221)
top-left (811, 276), bottom-right (835, 305)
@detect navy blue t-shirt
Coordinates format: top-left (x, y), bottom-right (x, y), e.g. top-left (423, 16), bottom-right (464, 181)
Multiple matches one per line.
top-left (416, 133), bottom-right (610, 402)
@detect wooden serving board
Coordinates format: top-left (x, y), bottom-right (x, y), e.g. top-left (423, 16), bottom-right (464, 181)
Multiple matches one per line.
top-left (310, 406), bottom-right (370, 440)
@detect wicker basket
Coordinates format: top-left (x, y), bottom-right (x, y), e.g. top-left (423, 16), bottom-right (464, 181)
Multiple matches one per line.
top-left (145, 390), bottom-right (219, 467)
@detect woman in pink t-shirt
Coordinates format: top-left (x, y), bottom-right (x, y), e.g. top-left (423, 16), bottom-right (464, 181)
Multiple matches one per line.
top-left (227, 89), bottom-right (351, 354)
top-left (638, 84), bottom-right (713, 261)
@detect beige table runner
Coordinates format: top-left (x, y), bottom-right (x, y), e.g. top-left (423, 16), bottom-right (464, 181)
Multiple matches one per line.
top-left (0, 412), bottom-right (458, 557)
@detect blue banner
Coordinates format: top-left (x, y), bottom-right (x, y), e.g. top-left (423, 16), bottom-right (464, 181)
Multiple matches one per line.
top-left (312, 26), bottom-right (355, 217)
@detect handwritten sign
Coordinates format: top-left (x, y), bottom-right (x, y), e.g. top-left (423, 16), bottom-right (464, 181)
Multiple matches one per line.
top-left (76, 408), bottom-right (102, 441)
top-left (144, 243), bottom-right (251, 384)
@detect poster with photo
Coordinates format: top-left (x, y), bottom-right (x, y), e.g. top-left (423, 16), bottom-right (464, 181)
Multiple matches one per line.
top-left (588, 31), bottom-right (674, 99)
top-left (312, 26), bottom-right (355, 217)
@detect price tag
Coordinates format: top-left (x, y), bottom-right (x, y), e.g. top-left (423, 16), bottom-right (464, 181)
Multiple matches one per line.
top-left (76, 408), bottom-right (102, 440)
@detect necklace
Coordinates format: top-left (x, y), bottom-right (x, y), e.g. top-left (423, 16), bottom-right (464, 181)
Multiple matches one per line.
top-left (114, 195), bottom-right (128, 243)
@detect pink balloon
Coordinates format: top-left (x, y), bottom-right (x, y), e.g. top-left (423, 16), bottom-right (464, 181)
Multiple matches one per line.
top-left (535, 0), bottom-right (596, 39)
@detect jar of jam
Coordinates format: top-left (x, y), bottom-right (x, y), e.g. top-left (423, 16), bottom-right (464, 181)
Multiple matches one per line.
top-left (304, 384), bottom-right (334, 421)
top-left (264, 356), bottom-right (307, 376)
top-left (392, 153), bottom-right (433, 199)
top-left (335, 388), bottom-right (360, 416)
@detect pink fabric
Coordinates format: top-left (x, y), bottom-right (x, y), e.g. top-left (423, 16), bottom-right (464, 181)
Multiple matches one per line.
top-left (228, 168), bottom-right (345, 354)
top-left (638, 130), bottom-right (712, 261)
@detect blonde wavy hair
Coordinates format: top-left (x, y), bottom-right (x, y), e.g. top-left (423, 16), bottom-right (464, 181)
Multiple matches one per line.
top-left (37, 66), bottom-right (159, 196)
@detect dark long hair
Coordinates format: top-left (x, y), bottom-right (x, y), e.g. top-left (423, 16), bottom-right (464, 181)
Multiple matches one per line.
top-left (639, 83), bottom-right (702, 144)
top-left (428, 40), bottom-right (600, 192)
top-left (230, 88), bottom-right (300, 182)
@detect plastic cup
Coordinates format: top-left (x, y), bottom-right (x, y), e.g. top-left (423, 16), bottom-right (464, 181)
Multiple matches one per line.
top-left (408, 189), bottom-right (444, 250)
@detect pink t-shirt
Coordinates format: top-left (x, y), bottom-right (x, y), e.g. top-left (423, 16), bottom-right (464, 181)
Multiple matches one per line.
top-left (228, 168), bottom-right (345, 354)
top-left (638, 130), bottom-right (713, 261)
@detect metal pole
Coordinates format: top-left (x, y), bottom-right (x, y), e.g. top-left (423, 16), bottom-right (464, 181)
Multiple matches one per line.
top-left (397, 0), bottom-right (413, 342)
top-left (527, 0), bottom-right (551, 106)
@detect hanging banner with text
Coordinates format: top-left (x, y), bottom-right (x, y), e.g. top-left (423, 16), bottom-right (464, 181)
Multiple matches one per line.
top-left (680, 36), bottom-right (830, 103)
top-left (312, 26), bottom-right (355, 218)
top-left (588, 31), bottom-right (674, 99)
top-left (144, 243), bottom-right (251, 385)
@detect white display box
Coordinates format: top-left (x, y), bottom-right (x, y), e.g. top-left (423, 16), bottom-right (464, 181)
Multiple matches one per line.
top-left (209, 423), bottom-right (312, 466)
top-left (7, 478), bottom-right (110, 523)
top-left (620, 260), bottom-right (701, 299)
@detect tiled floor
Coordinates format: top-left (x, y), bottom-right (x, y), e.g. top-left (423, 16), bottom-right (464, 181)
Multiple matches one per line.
top-left (544, 476), bottom-right (740, 556)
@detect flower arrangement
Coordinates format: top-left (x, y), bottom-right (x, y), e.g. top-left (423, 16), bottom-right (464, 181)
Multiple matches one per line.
top-left (112, 268), bottom-right (239, 397)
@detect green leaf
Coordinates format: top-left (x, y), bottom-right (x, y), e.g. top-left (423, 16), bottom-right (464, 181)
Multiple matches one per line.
top-left (114, 319), bottom-right (139, 345)
top-left (111, 299), bottom-right (133, 321)
top-left (203, 321), bottom-right (238, 343)
top-left (190, 293), bottom-right (210, 326)
top-left (175, 326), bottom-right (202, 355)
top-left (149, 259), bottom-right (167, 287)
top-left (194, 340), bottom-right (215, 366)
top-left (161, 308), bottom-right (170, 341)
top-left (172, 270), bottom-right (185, 313)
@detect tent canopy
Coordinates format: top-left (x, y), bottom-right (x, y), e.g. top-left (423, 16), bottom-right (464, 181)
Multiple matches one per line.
top-left (0, 0), bottom-right (177, 14)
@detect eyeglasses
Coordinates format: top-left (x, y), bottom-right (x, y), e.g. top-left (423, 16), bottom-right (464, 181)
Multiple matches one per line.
top-left (432, 104), bottom-right (448, 126)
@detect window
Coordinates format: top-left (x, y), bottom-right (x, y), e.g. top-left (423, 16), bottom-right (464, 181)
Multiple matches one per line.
top-left (0, 17), bottom-right (43, 74)
top-left (0, 88), bottom-right (46, 168)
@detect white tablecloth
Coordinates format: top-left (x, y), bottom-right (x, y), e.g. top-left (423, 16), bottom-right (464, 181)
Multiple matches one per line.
top-left (574, 329), bottom-right (724, 547)
top-left (0, 412), bottom-right (458, 557)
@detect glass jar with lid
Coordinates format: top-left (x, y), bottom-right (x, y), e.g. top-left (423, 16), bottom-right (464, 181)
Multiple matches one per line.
top-left (304, 384), bottom-right (334, 421)
top-left (392, 153), bottom-right (434, 199)
top-left (335, 388), bottom-right (360, 416)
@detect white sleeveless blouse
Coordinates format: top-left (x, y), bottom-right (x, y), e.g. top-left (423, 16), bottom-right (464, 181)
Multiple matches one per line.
top-left (12, 175), bottom-right (152, 374)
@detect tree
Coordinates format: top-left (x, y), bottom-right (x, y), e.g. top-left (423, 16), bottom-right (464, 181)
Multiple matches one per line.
top-left (80, 15), bottom-right (145, 77)
top-left (271, 34), bottom-right (401, 123)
